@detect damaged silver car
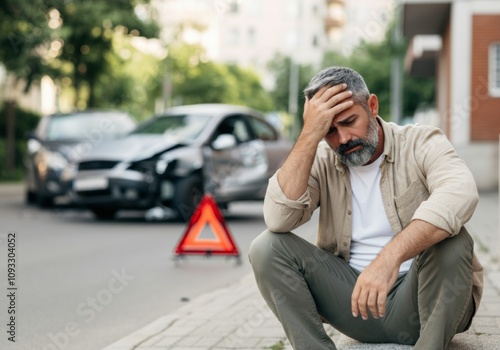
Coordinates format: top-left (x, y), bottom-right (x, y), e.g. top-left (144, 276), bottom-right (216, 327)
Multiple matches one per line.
top-left (66, 104), bottom-right (292, 220)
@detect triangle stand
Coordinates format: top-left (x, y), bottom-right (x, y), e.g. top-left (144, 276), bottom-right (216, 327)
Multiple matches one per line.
top-left (173, 194), bottom-right (241, 265)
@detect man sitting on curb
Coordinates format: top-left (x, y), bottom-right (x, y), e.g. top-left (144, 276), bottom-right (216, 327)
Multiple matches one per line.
top-left (249, 66), bottom-right (483, 350)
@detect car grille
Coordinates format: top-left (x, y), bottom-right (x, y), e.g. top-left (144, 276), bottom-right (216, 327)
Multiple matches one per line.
top-left (79, 160), bottom-right (119, 171)
top-left (76, 189), bottom-right (112, 197)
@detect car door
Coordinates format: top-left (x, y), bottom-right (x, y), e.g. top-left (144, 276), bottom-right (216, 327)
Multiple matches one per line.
top-left (203, 114), bottom-right (268, 202)
top-left (246, 115), bottom-right (292, 179)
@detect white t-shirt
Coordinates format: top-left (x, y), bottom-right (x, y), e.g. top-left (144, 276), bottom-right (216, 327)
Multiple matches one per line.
top-left (349, 156), bottom-right (412, 273)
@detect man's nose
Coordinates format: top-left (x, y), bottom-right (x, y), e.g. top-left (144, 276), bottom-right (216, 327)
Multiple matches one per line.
top-left (337, 128), bottom-right (351, 145)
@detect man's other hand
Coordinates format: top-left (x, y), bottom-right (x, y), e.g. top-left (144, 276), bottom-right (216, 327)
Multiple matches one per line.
top-left (351, 255), bottom-right (400, 320)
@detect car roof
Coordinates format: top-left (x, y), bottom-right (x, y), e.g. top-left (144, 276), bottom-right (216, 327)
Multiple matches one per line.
top-left (161, 104), bottom-right (261, 118)
top-left (142, 104), bottom-right (270, 146)
top-left (45, 110), bottom-right (132, 118)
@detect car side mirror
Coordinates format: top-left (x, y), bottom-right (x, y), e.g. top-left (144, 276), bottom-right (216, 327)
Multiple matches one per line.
top-left (26, 132), bottom-right (41, 154)
top-left (212, 134), bottom-right (237, 151)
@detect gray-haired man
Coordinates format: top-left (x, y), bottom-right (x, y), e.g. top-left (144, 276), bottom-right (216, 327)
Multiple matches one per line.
top-left (249, 67), bottom-right (483, 349)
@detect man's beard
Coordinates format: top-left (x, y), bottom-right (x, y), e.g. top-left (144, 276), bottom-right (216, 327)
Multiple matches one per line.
top-left (334, 117), bottom-right (379, 167)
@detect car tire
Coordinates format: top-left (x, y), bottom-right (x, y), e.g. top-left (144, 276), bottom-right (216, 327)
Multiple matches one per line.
top-left (37, 193), bottom-right (54, 208)
top-left (91, 208), bottom-right (118, 220)
top-left (174, 174), bottom-right (204, 222)
top-left (25, 190), bottom-right (37, 205)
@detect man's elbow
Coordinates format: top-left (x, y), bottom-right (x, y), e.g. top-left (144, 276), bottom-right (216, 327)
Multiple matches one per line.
top-left (264, 218), bottom-right (292, 233)
top-left (465, 176), bottom-right (479, 212)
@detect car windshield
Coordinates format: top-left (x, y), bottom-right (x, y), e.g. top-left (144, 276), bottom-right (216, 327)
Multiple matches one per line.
top-left (46, 113), bottom-right (135, 140)
top-left (132, 114), bottom-right (211, 142)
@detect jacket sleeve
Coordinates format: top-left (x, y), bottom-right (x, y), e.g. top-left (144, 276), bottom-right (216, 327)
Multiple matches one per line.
top-left (412, 127), bottom-right (479, 235)
top-left (263, 169), bottom-right (320, 233)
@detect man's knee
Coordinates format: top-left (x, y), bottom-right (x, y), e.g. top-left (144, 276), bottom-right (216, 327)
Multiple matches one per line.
top-left (418, 229), bottom-right (474, 270)
top-left (248, 229), bottom-right (290, 272)
top-left (248, 229), bottom-right (281, 262)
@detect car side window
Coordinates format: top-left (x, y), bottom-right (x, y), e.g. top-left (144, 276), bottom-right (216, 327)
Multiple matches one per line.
top-left (233, 119), bottom-right (251, 143)
top-left (248, 116), bottom-right (278, 141)
top-left (214, 115), bottom-right (251, 143)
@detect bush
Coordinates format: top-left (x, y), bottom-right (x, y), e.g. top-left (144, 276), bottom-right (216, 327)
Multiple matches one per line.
top-left (0, 103), bottom-right (41, 138)
top-left (0, 103), bottom-right (41, 181)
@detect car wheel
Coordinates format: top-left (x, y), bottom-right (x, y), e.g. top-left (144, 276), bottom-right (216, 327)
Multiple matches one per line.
top-left (25, 190), bottom-right (37, 205)
top-left (174, 174), bottom-right (204, 222)
top-left (91, 208), bottom-right (118, 220)
top-left (34, 175), bottom-right (53, 208)
top-left (37, 193), bottom-right (54, 208)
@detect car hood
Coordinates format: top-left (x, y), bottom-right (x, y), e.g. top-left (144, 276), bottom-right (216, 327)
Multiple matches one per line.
top-left (43, 140), bottom-right (87, 161)
top-left (78, 135), bottom-right (185, 162)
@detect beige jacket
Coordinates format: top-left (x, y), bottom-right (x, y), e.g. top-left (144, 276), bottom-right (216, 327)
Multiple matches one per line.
top-left (264, 117), bottom-right (483, 310)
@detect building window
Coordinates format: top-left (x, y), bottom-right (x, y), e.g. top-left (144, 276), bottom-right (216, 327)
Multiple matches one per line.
top-left (286, 31), bottom-right (298, 48)
top-left (229, 0), bottom-right (239, 14)
top-left (227, 27), bottom-right (239, 46)
top-left (248, 0), bottom-right (261, 15)
top-left (248, 27), bottom-right (256, 46)
top-left (490, 42), bottom-right (500, 97)
top-left (312, 34), bottom-right (318, 47)
top-left (287, 0), bottom-right (300, 18)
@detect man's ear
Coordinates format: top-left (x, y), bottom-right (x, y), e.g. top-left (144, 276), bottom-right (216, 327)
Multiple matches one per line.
top-left (368, 94), bottom-right (379, 117)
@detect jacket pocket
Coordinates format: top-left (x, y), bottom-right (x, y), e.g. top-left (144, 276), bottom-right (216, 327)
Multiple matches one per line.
top-left (394, 180), bottom-right (429, 228)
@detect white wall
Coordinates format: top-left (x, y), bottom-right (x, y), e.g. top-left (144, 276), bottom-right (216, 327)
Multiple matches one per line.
top-left (456, 142), bottom-right (499, 192)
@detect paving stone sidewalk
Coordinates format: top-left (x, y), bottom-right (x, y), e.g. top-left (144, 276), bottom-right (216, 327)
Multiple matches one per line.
top-left (103, 192), bottom-right (500, 350)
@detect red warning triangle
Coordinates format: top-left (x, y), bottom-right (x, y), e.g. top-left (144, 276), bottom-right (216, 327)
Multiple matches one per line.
top-left (174, 194), bottom-right (240, 256)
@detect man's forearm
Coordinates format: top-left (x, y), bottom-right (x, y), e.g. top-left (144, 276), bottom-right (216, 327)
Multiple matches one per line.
top-left (277, 133), bottom-right (319, 200)
top-left (378, 219), bottom-right (451, 267)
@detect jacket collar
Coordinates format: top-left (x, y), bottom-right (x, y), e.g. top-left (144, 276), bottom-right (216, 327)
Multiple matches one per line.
top-left (379, 116), bottom-right (395, 163)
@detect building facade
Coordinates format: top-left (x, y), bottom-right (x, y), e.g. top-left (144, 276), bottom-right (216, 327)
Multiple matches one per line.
top-left (153, 0), bottom-right (337, 89)
top-left (403, 0), bottom-right (500, 191)
top-left (152, 0), bottom-right (395, 89)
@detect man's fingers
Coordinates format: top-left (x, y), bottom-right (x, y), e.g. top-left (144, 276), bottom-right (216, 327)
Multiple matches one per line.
top-left (352, 284), bottom-right (370, 320)
top-left (313, 83), bottom-right (347, 102)
top-left (367, 291), bottom-right (379, 319)
top-left (331, 99), bottom-right (354, 116)
top-left (351, 284), bottom-right (360, 318)
top-left (357, 290), bottom-right (369, 320)
top-left (352, 279), bottom-right (389, 321)
top-left (316, 86), bottom-right (353, 110)
top-left (377, 293), bottom-right (387, 318)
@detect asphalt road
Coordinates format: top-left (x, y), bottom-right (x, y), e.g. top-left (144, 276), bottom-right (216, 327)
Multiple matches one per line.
top-left (0, 190), bottom-right (274, 350)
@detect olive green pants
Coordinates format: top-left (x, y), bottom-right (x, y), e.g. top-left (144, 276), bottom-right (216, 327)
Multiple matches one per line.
top-left (248, 229), bottom-right (475, 350)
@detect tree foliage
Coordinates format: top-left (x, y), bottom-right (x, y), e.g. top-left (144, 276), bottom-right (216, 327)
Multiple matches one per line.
top-left (49, 0), bottom-right (159, 108)
top-left (90, 35), bottom-right (164, 120)
top-left (0, 0), bottom-right (159, 108)
top-left (0, 0), bottom-right (54, 91)
top-left (165, 43), bottom-right (274, 113)
top-left (267, 54), bottom-right (315, 116)
top-left (266, 54), bottom-right (317, 138)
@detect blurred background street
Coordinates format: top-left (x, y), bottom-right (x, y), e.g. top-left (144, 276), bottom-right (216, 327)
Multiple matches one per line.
top-left (1, 0), bottom-right (499, 349)
top-left (0, 184), bottom-right (268, 349)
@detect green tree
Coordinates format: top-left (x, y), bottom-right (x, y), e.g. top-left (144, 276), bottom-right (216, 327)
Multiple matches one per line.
top-left (267, 54), bottom-right (315, 138)
top-left (50, 0), bottom-right (159, 108)
top-left (164, 43), bottom-right (273, 112)
top-left (0, 0), bottom-right (159, 108)
top-left (0, 105), bottom-right (40, 180)
top-left (91, 34), bottom-right (164, 120)
top-left (0, 0), bottom-right (54, 91)
top-left (226, 64), bottom-right (274, 112)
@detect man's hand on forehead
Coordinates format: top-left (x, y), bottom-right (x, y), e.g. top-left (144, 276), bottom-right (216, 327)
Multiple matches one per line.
top-left (301, 83), bottom-right (354, 142)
